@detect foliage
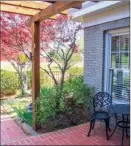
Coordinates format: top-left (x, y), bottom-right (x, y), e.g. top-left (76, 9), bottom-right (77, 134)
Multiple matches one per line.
top-left (68, 67), bottom-right (83, 78)
top-left (36, 88), bottom-right (57, 125)
top-left (36, 76), bottom-right (94, 127)
top-left (1, 96), bottom-right (31, 119)
top-left (1, 70), bottom-right (19, 95)
top-left (40, 71), bottom-right (53, 88)
top-left (27, 70), bottom-right (53, 89)
top-left (1, 12), bottom-right (31, 61)
top-left (1, 12), bottom-right (82, 97)
top-left (14, 106), bottom-right (33, 126)
top-left (27, 67), bottom-right (83, 89)
top-left (1, 12), bottom-right (31, 94)
top-left (70, 53), bottom-right (82, 62)
top-left (18, 53), bottom-right (29, 65)
top-left (40, 15), bottom-right (81, 90)
top-left (63, 76), bottom-right (93, 107)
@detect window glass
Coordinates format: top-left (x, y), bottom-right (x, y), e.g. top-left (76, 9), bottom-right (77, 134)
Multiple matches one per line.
top-left (111, 36), bottom-right (119, 52)
top-left (120, 53), bottom-right (129, 69)
top-left (120, 35), bottom-right (129, 51)
top-left (111, 34), bottom-right (130, 99)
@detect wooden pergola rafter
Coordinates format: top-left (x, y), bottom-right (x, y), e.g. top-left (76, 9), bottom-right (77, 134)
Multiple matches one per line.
top-left (0, 0), bottom-right (88, 130)
top-left (0, 1), bottom-right (68, 19)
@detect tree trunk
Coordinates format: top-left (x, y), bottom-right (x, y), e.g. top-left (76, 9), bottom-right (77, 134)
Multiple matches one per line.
top-left (55, 70), bottom-right (66, 110)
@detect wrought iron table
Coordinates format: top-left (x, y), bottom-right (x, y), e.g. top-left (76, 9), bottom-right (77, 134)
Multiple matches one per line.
top-left (110, 99), bottom-right (130, 146)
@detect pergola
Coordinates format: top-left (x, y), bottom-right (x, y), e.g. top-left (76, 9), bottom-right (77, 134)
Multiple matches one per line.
top-left (0, 0), bottom-right (84, 130)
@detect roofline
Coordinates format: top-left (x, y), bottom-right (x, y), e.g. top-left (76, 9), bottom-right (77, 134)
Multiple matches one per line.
top-left (71, 1), bottom-right (129, 21)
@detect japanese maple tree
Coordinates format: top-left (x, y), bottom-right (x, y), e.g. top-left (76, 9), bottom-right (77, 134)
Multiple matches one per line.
top-left (0, 12), bottom-right (32, 94)
top-left (1, 12), bottom-right (81, 101)
top-left (40, 15), bottom-right (81, 108)
top-left (40, 15), bottom-right (81, 88)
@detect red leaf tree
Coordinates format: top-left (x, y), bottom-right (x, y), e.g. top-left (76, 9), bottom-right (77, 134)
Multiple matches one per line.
top-left (40, 15), bottom-right (81, 87)
top-left (1, 12), bottom-right (81, 100)
top-left (40, 15), bottom-right (81, 108)
top-left (0, 12), bottom-right (32, 94)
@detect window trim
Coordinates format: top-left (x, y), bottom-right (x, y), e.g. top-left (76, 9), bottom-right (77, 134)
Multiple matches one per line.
top-left (104, 27), bottom-right (130, 94)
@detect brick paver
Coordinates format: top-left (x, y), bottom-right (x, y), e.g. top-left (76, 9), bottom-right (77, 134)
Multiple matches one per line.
top-left (2, 122), bottom-right (130, 145)
top-left (1, 117), bottom-right (27, 145)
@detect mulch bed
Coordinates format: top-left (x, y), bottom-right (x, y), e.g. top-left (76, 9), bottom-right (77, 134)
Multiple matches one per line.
top-left (37, 105), bottom-right (91, 134)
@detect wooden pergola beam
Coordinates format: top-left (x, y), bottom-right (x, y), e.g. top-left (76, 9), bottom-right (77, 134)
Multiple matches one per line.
top-left (32, 21), bottom-right (40, 130)
top-left (29, 1), bottom-right (82, 24)
top-left (0, 1), bottom-right (68, 16)
top-left (0, 1), bottom-right (50, 10)
top-left (0, 3), bottom-right (40, 16)
top-left (0, 3), bottom-right (62, 19)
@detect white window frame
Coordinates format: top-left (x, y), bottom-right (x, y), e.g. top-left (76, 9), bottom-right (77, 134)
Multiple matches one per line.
top-left (104, 27), bottom-right (130, 94)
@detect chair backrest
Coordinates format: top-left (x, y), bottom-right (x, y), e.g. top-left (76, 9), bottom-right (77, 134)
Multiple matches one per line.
top-left (93, 92), bottom-right (112, 113)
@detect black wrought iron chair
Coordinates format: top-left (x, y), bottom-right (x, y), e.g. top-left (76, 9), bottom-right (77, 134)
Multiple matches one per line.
top-left (87, 92), bottom-right (112, 140)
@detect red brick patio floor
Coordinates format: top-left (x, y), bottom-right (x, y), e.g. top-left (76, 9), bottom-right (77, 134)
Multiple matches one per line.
top-left (1, 116), bottom-right (27, 145)
top-left (1, 118), bottom-right (130, 146)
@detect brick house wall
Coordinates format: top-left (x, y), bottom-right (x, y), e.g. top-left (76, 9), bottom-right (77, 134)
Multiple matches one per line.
top-left (84, 17), bottom-right (130, 92)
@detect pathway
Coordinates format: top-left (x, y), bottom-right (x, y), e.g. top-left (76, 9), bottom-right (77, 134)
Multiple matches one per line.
top-left (1, 106), bottom-right (28, 145)
top-left (1, 120), bottom-right (130, 145)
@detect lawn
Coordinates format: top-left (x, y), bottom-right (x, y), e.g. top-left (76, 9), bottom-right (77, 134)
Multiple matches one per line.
top-left (1, 96), bottom-right (32, 126)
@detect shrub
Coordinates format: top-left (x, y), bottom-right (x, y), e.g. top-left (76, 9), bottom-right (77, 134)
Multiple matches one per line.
top-left (36, 87), bottom-right (57, 126)
top-left (68, 67), bottom-right (83, 78)
top-left (63, 76), bottom-right (94, 108)
top-left (71, 53), bottom-right (82, 62)
top-left (27, 70), bottom-right (52, 89)
top-left (36, 76), bottom-right (94, 127)
top-left (1, 70), bottom-right (19, 96)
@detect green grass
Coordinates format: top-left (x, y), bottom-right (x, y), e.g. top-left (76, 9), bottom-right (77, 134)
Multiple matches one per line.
top-left (1, 96), bottom-right (32, 126)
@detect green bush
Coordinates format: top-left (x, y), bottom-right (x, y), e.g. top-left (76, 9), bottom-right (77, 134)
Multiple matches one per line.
top-left (36, 76), bottom-right (94, 126)
top-left (71, 54), bottom-right (82, 62)
top-left (63, 76), bottom-right (94, 108)
top-left (68, 67), bottom-right (83, 78)
top-left (1, 70), bottom-right (19, 96)
top-left (27, 70), bottom-right (52, 89)
top-left (36, 87), bottom-right (57, 125)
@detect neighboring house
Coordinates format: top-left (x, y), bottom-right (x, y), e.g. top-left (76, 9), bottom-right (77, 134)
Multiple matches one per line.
top-left (69, 1), bottom-right (130, 99)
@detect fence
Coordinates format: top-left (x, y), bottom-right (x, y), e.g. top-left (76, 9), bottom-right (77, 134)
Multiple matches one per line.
top-left (40, 71), bottom-right (70, 87)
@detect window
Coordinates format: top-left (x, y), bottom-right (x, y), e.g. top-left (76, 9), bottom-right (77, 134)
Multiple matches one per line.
top-left (104, 28), bottom-right (130, 100)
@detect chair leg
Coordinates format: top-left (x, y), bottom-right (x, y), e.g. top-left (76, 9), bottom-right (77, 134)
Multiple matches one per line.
top-left (107, 119), bottom-right (111, 132)
top-left (104, 119), bottom-right (109, 140)
top-left (126, 115), bottom-right (129, 137)
top-left (87, 119), bottom-right (94, 137)
top-left (121, 115), bottom-right (125, 146)
top-left (92, 120), bottom-right (95, 130)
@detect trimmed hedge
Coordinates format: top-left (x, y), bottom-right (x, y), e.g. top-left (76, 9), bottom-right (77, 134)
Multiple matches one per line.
top-left (68, 67), bottom-right (83, 78)
top-left (27, 70), bottom-right (53, 88)
top-left (1, 67), bottom-right (84, 96)
top-left (1, 70), bottom-right (19, 96)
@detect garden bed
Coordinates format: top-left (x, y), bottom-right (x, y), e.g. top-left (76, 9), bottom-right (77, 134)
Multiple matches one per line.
top-left (35, 76), bottom-right (93, 134)
top-left (37, 105), bottom-right (90, 134)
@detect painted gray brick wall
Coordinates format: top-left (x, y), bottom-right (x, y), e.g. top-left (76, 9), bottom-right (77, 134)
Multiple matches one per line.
top-left (84, 18), bottom-right (130, 92)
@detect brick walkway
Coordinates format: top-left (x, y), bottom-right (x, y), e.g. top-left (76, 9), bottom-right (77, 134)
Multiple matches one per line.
top-left (1, 116), bottom-right (27, 145)
top-left (2, 121), bottom-right (130, 145)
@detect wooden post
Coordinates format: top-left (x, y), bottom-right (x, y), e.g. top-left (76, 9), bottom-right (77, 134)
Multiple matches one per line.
top-left (32, 21), bottom-right (40, 130)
